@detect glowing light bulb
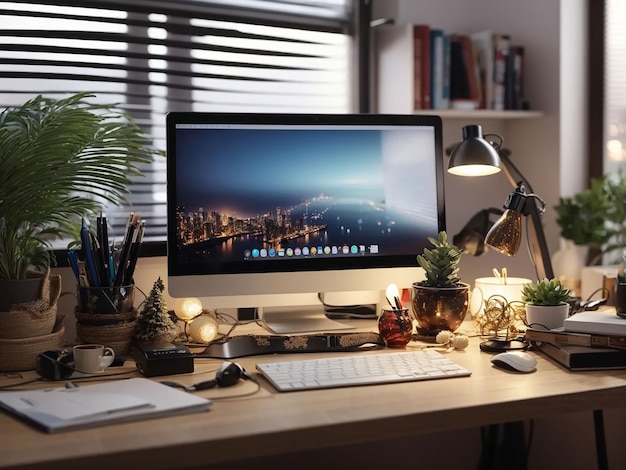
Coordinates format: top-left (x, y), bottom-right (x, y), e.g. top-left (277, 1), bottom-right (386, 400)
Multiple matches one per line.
top-left (174, 297), bottom-right (203, 321)
top-left (188, 314), bottom-right (219, 343)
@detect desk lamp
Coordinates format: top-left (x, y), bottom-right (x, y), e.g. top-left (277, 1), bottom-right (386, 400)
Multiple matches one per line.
top-left (447, 125), bottom-right (555, 280)
top-left (448, 125), bottom-right (555, 351)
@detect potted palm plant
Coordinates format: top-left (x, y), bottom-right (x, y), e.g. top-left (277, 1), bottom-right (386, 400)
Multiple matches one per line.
top-left (0, 92), bottom-right (160, 309)
top-left (0, 92), bottom-right (160, 370)
top-left (522, 278), bottom-right (572, 330)
top-left (412, 231), bottom-right (468, 335)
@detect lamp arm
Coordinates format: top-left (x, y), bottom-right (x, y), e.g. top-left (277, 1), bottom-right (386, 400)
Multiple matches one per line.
top-left (497, 149), bottom-right (535, 193)
top-left (524, 196), bottom-right (555, 280)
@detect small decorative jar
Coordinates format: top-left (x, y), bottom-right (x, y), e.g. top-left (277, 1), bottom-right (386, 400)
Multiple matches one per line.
top-left (378, 308), bottom-right (413, 348)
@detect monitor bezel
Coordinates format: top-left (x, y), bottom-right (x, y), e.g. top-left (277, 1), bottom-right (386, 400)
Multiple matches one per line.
top-left (166, 112), bottom-right (446, 288)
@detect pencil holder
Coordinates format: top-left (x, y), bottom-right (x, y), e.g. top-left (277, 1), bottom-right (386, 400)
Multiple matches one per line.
top-left (77, 284), bottom-right (135, 314)
top-left (75, 284), bottom-right (137, 356)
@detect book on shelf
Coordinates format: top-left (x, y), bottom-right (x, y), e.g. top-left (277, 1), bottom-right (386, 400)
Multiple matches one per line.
top-left (376, 22), bottom-right (527, 112)
top-left (505, 45), bottom-right (525, 110)
top-left (563, 310), bottom-right (626, 336)
top-left (412, 24), bottom-right (431, 110)
top-left (470, 30), bottom-right (494, 110)
top-left (430, 28), bottom-right (447, 110)
top-left (532, 340), bottom-right (626, 371)
top-left (449, 34), bottom-right (481, 107)
top-left (492, 33), bottom-right (511, 110)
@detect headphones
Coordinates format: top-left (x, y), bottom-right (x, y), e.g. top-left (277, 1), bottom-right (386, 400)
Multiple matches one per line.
top-left (36, 350), bottom-right (75, 381)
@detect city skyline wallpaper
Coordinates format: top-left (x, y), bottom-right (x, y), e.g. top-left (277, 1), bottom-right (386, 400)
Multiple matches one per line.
top-left (172, 126), bottom-right (441, 267)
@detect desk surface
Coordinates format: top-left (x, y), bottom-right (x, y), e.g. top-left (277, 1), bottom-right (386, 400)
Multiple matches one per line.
top-left (2, 320), bottom-right (626, 470)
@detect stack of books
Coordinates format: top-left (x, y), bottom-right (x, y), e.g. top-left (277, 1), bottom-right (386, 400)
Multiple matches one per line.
top-left (378, 24), bottom-right (526, 111)
top-left (526, 310), bottom-right (626, 370)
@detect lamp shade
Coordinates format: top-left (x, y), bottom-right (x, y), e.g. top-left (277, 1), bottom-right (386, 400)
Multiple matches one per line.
top-left (485, 185), bottom-right (528, 256)
top-left (485, 209), bottom-right (522, 256)
top-left (448, 125), bottom-right (501, 176)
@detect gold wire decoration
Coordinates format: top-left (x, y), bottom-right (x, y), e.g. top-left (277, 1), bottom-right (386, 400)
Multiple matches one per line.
top-left (473, 294), bottom-right (526, 340)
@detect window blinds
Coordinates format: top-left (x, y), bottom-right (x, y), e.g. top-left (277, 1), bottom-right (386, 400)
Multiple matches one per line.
top-left (0, 0), bottom-right (352, 247)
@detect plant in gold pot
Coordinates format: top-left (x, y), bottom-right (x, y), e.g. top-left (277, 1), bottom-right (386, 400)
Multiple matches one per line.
top-left (412, 231), bottom-right (469, 335)
top-left (522, 278), bottom-right (572, 330)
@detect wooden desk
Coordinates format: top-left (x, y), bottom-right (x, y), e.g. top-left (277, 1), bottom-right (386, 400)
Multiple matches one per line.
top-left (2, 321), bottom-right (626, 470)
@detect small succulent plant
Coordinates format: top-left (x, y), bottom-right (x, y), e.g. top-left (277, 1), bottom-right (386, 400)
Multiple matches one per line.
top-left (521, 278), bottom-right (572, 306)
top-left (416, 231), bottom-right (463, 288)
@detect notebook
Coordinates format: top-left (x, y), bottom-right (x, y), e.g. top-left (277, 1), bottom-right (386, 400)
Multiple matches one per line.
top-left (0, 378), bottom-right (212, 433)
top-left (563, 310), bottom-right (626, 336)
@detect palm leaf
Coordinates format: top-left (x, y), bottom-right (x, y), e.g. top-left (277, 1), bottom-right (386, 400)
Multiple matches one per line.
top-left (0, 92), bottom-right (162, 279)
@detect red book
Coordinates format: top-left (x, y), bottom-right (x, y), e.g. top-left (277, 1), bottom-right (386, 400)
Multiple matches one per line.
top-left (412, 25), bottom-right (431, 110)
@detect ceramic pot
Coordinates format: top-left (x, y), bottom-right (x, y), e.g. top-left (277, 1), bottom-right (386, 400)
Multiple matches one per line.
top-left (411, 282), bottom-right (469, 335)
top-left (525, 303), bottom-right (570, 330)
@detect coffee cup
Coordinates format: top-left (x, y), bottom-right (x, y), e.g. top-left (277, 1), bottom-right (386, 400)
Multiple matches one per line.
top-left (73, 344), bottom-right (115, 373)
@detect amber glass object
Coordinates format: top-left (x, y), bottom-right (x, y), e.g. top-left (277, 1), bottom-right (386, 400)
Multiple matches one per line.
top-left (378, 308), bottom-right (413, 348)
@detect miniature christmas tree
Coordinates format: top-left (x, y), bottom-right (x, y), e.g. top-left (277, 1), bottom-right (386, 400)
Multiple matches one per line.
top-left (134, 277), bottom-right (177, 343)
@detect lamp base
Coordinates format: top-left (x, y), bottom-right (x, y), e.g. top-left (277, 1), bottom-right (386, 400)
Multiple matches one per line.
top-left (479, 339), bottom-right (528, 352)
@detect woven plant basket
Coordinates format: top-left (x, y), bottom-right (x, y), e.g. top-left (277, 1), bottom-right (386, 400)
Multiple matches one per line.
top-left (0, 270), bottom-right (61, 339)
top-left (0, 324), bottom-right (65, 372)
top-left (76, 311), bottom-right (138, 356)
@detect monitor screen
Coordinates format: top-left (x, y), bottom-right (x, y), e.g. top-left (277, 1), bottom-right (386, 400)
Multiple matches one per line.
top-left (166, 113), bottom-right (445, 333)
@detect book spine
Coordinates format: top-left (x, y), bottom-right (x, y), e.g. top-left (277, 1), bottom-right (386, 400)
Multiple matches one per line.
top-left (413, 26), bottom-right (422, 110)
top-left (430, 28), bottom-right (445, 109)
top-left (412, 25), bottom-right (431, 110)
top-left (525, 328), bottom-right (591, 347)
top-left (470, 30), bottom-right (494, 109)
top-left (449, 35), bottom-right (470, 100)
top-left (492, 33), bottom-right (510, 110)
top-left (442, 34), bottom-right (451, 109)
top-left (511, 45), bottom-right (525, 109)
top-left (533, 341), bottom-right (572, 368)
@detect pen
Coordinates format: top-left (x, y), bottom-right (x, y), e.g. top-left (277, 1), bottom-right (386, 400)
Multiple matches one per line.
top-left (123, 220), bottom-right (145, 286)
top-left (80, 218), bottom-right (99, 288)
top-left (98, 214), bottom-right (111, 286)
top-left (90, 228), bottom-right (109, 288)
top-left (113, 213), bottom-right (140, 287)
top-left (67, 250), bottom-right (80, 280)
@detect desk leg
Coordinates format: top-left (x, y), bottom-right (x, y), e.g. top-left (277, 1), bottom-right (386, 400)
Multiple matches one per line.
top-left (479, 421), bottom-right (527, 470)
top-left (594, 409), bottom-right (608, 470)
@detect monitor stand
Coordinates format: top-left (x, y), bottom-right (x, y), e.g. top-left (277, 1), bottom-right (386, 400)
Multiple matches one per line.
top-left (260, 305), bottom-right (357, 335)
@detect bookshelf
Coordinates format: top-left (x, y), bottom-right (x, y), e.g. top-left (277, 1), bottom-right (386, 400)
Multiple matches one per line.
top-left (371, 0), bottom-right (587, 290)
top-left (414, 109), bottom-right (543, 120)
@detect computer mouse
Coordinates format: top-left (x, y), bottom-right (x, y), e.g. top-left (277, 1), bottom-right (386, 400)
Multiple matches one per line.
top-left (490, 351), bottom-right (537, 373)
top-left (215, 361), bottom-right (249, 387)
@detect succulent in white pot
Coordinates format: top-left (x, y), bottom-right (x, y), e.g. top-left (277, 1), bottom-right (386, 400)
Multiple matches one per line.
top-left (522, 278), bottom-right (572, 330)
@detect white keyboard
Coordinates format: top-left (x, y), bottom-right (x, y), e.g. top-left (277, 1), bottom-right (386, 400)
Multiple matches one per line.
top-left (255, 349), bottom-right (471, 392)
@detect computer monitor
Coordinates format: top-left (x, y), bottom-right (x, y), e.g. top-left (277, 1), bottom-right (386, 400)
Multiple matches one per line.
top-left (166, 113), bottom-right (445, 333)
